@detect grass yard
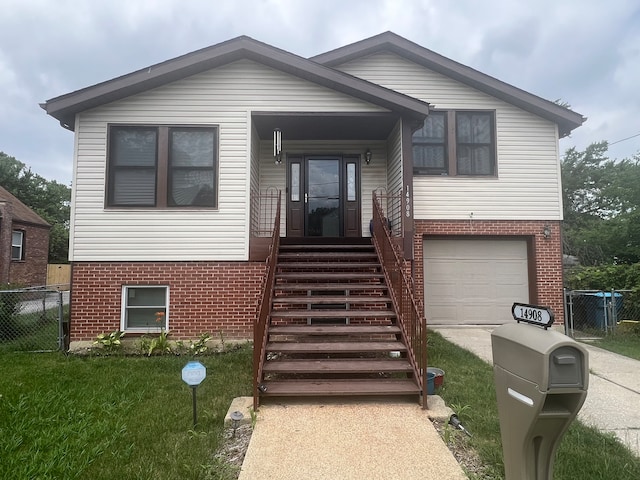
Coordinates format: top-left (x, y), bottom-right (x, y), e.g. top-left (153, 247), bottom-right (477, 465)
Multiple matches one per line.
top-left (590, 332), bottom-right (640, 361)
top-left (0, 346), bottom-right (252, 480)
top-left (428, 330), bottom-right (640, 479)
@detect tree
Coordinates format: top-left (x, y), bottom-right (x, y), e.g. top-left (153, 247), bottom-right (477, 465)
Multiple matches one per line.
top-left (562, 142), bottom-right (640, 264)
top-left (0, 151), bottom-right (71, 263)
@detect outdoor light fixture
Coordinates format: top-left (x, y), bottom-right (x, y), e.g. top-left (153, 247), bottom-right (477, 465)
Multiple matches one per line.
top-left (274, 128), bottom-right (282, 164)
top-left (543, 224), bottom-right (552, 239)
top-left (230, 410), bottom-right (244, 437)
top-left (365, 149), bottom-right (372, 165)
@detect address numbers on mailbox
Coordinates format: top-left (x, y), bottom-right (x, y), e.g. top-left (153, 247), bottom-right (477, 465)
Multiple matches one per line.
top-left (512, 303), bottom-right (554, 328)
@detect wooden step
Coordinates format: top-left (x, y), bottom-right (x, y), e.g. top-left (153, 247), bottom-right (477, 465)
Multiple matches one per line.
top-left (259, 378), bottom-right (420, 396)
top-left (277, 272), bottom-right (384, 281)
top-left (270, 310), bottom-right (395, 319)
top-left (266, 341), bottom-right (406, 354)
top-left (263, 358), bottom-right (412, 374)
top-left (275, 283), bottom-right (387, 292)
top-left (269, 325), bottom-right (400, 335)
top-left (279, 252), bottom-right (378, 260)
top-left (280, 244), bottom-right (374, 251)
top-left (278, 262), bottom-right (381, 269)
top-left (273, 296), bottom-right (391, 305)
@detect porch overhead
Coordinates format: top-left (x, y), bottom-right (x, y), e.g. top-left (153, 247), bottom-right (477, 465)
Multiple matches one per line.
top-left (252, 112), bottom-right (401, 140)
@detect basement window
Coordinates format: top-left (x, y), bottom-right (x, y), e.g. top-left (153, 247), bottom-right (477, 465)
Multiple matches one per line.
top-left (121, 286), bottom-right (169, 332)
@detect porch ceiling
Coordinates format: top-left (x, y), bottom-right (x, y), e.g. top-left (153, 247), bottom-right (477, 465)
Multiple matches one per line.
top-left (252, 112), bottom-right (399, 140)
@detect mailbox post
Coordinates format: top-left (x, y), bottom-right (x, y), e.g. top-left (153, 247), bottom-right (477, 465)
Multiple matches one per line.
top-left (492, 317), bottom-right (588, 480)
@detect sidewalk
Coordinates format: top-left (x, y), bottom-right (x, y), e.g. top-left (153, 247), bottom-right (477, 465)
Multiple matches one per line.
top-left (433, 325), bottom-right (640, 456)
top-left (238, 398), bottom-right (468, 480)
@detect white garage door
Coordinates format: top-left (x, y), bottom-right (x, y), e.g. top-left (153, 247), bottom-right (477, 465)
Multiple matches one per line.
top-left (424, 239), bottom-right (529, 325)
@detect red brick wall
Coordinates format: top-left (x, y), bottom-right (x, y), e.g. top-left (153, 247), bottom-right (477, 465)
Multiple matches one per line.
top-left (9, 223), bottom-right (50, 287)
top-left (413, 219), bottom-right (564, 323)
top-left (70, 262), bottom-right (266, 341)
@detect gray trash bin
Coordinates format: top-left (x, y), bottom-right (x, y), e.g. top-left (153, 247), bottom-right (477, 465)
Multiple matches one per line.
top-left (491, 323), bottom-right (589, 479)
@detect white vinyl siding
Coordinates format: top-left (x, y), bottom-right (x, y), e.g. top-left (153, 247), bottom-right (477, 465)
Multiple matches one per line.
top-left (72, 60), bottom-right (387, 261)
top-left (338, 53), bottom-right (563, 221)
top-left (424, 239), bottom-right (529, 325)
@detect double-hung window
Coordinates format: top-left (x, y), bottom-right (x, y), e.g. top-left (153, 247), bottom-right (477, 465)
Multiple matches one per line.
top-left (107, 125), bottom-right (218, 208)
top-left (122, 286), bottom-right (168, 332)
top-left (412, 111), bottom-right (447, 175)
top-left (413, 110), bottom-right (496, 176)
top-left (11, 230), bottom-right (24, 261)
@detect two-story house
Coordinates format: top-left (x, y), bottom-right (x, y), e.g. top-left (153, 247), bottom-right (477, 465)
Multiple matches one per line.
top-left (43, 32), bottom-right (583, 404)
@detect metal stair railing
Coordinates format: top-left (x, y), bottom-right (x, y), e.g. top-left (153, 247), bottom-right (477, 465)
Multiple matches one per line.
top-left (371, 191), bottom-right (428, 407)
top-left (252, 190), bottom-right (281, 411)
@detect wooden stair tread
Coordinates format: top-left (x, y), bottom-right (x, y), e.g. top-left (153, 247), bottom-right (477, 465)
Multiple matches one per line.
top-left (276, 283), bottom-right (387, 291)
top-left (277, 272), bottom-right (384, 280)
top-left (267, 341), bottom-right (406, 353)
top-left (273, 296), bottom-right (391, 304)
top-left (270, 310), bottom-right (395, 319)
top-left (279, 252), bottom-right (378, 259)
top-left (279, 244), bottom-right (374, 251)
top-left (278, 262), bottom-right (381, 269)
top-left (259, 378), bottom-right (420, 396)
top-left (263, 358), bottom-right (412, 373)
top-left (269, 325), bottom-right (400, 335)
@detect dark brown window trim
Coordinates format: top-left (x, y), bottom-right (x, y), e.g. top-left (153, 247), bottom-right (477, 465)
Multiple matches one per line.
top-left (413, 110), bottom-right (497, 178)
top-left (105, 124), bottom-right (219, 209)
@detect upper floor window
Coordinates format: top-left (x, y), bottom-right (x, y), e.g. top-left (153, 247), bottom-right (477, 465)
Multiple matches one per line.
top-left (413, 111), bottom-right (496, 176)
top-left (11, 230), bottom-right (24, 260)
top-left (107, 125), bottom-right (218, 208)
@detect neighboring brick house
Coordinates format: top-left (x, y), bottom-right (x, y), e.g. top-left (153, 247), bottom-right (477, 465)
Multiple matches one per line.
top-left (0, 186), bottom-right (50, 286)
top-left (42, 33), bottom-right (584, 349)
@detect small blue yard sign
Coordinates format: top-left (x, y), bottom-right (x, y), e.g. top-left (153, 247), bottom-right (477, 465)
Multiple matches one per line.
top-left (182, 361), bottom-right (206, 386)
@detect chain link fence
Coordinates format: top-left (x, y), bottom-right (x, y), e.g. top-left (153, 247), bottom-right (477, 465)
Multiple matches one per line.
top-left (564, 289), bottom-right (640, 338)
top-left (0, 288), bottom-right (67, 352)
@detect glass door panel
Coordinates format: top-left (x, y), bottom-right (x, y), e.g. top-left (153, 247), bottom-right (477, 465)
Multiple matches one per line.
top-left (306, 159), bottom-right (340, 237)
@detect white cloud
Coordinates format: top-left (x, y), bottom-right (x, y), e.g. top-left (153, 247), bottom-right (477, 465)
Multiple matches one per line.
top-left (0, 0), bottom-right (639, 183)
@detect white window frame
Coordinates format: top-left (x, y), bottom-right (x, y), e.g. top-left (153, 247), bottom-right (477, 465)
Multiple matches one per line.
top-left (121, 285), bottom-right (169, 333)
top-left (11, 230), bottom-right (24, 261)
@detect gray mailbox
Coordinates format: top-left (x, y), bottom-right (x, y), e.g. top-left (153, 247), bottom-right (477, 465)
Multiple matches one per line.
top-left (491, 323), bottom-right (588, 480)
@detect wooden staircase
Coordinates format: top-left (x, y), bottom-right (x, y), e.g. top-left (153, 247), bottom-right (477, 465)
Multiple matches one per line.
top-left (258, 238), bottom-right (421, 401)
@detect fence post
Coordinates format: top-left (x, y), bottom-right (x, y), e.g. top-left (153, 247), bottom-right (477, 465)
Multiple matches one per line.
top-left (58, 291), bottom-right (64, 351)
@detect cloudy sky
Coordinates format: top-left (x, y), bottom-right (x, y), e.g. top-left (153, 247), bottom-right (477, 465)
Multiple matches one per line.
top-left (1, 0), bottom-right (639, 185)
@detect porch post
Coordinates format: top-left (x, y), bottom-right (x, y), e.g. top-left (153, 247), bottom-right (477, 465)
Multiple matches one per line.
top-left (401, 119), bottom-right (416, 260)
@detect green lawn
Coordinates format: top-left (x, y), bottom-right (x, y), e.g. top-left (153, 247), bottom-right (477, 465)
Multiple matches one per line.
top-left (428, 330), bottom-right (640, 479)
top-left (590, 332), bottom-right (640, 361)
top-left (0, 346), bottom-right (252, 480)
top-left (3, 333), bottom-right (639, 479)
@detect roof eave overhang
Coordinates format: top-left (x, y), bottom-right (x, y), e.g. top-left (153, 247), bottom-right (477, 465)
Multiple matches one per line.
top-left (312, 32), bottom-right (585, 137)
top-left (42, 36), bottom-right (430, 131)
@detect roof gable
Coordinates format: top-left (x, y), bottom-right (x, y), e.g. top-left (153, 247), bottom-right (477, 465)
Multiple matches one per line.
top-left (42, 36), bottom-right (430, 130)
top-left (0, 186), bottom-right (50, 227)
top-left (311, 32), bottom-right (585, 137)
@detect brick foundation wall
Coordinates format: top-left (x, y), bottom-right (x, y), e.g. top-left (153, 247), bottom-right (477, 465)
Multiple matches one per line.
top-left (70, 262), bottom-right (266, 342)
top-left (413, 219), bottom-right (564, 322)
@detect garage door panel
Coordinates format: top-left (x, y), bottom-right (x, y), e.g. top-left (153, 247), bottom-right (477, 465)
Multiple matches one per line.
top-left (424, 239), bottom-right (529, 325)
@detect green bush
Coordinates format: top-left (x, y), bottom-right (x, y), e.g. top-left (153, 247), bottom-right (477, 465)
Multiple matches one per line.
top-left (566, 263), bottom-right (640, 319)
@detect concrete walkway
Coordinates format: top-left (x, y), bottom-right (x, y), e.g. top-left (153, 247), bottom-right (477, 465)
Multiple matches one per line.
top-left (434, 326), bottom-right (640, 456)
top-left (238, 399), bottom-right (467, 480)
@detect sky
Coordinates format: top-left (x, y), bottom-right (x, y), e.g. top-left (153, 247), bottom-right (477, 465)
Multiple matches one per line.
top-left (1, 0), bottom-right (639, 185)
